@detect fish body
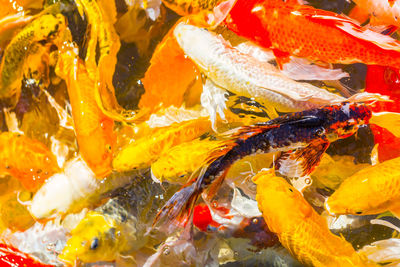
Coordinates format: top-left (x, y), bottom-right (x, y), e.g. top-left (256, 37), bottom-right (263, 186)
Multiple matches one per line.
top-left (0, 132), bottom-right (59, 191)
top-left (154, 102), bottom-right (373, 226)
top-left (0, 13), bottom-right (66, 105)
top-left (253, 169), bottom-right (374, 267)
top-left (113, 117), bottom-right (211, 172)
top-left (224, 0), bottom-right (400, 69)
top-left (59, 177), bottom-right (178, 264)
top-left (151, 138), bottom-right (229, 184)
top-left (55, 45), bottom-right (116, 178)
top-left (174, 23), bottom-right (344, 117)
top-left (325, 156), bottom-right (400, 217)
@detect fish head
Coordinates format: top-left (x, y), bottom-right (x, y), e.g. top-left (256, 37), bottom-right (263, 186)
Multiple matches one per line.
top-left (38, 14), bottom-right (67, 43)
top-left (325, 173), bottom-right (392, 216)
top-left (253, 170), bottom-right (313, 233)
top-left (78, 118), bottom-right (115, 178)
top-left (325, 102), bottom-right (372, 139)
top-left (59, 212), bottom-right (121, 264)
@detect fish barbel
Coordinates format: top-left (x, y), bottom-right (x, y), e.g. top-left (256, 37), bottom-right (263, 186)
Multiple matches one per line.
top-left (174, 23), bottom-right (383, 120)
top-left (325, 156), bottom-right (400, 218)
top-left (153, 102), bottom-right (375, 228)
top-left (253, 169), bottom-right (376, 267)
top-left (224, 0), bottom-right (400, 69)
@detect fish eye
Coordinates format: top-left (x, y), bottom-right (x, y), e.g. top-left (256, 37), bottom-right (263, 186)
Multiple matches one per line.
top-left (90, 238), bottom-right (99, 250)
top-left (105, 144), bottom-right (112, 152)
top-left (288, 188), bottom-right (293, 192)
top-left (179, 174), bottom-right (186, 178)
top-left (355, 210), bottom-right (363, 215)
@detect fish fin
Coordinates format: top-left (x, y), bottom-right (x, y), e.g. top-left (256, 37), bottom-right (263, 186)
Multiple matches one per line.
top-left (389, 206), bottom-right (400, 219)
top-left (346, 92), bottom-right (390, 103)
top-left (275, 137), bottom-right (329, 177)
top-left (370, 112), bottom-right (400, 138)
top-left (152, 181), bottom-right (201, 229)
top-left (282, 57), bottom-right (349, 81)
top-left (201, 79), bottom-right (228, 132)
top-left (209, 0), bottom-right (237, 27)
top-left (152, 139), bottom-right (236, 229)
top-left (298, 6), bottom-right (400, 52)
top-left (272, 49), bottom-right (291, 70)
top-left (366, 23), bottom-right (398, 35)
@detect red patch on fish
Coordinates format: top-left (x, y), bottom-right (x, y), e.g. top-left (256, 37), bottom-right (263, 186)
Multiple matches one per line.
top-left (366, 65), bottom-right (400, 161)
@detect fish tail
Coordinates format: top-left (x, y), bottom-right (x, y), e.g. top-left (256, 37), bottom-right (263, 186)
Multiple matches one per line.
top-left (370, 111), bottom-right (400, 138)
top-left (152, 181), bottom-right (201, 229)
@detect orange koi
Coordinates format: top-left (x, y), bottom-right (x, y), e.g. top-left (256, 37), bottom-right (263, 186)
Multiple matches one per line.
top-left (0, 132), bottom-right (59, 191)
top-left (139, 20), bottom-right (203, 114)
top-left (55, 44), bottom-right (116, 178)
top-left (253, 169), bottom-right (376, 267)
top-left (224, 0), bottom-right (400, 69)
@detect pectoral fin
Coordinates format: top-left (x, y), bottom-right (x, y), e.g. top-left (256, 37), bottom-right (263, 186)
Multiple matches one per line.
top-left (275, 138), bottom-right (329, 177)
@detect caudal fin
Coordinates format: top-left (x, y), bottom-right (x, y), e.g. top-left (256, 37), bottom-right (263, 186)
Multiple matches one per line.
top-left (152, 182), bottom-right (201, 230)
top-left (370, 112), bottom-right (400, 138)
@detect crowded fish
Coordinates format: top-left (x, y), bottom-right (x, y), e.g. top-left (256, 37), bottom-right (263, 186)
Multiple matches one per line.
top-left (0, 0), bottom-right (399, 266)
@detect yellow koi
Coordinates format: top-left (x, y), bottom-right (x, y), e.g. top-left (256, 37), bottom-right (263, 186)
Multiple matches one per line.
top-left (55, 43), bottom-right (116, 178)
top-left (151, 138), bottom-right (230, 184)
top-left (325, 156), bottom-right (400, 218)
top-left (253, 169), bottom-right (376, 267)
top-left (113, 117), bottom-right (211, 171)
top-left (0, 13), bottom-right (65, 106)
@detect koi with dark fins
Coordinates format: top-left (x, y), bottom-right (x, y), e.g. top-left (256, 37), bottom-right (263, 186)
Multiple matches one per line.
top-left (153, 102), bottom-right (399, 229)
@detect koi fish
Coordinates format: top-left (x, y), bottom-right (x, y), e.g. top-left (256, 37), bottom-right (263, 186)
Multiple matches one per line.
top-left (151, 138), bottom-right (230, 184)
top-left (59, 210), bottom-right (131, 264)
top-left (325, 156), bottom-right (400, 218)
top-left (0, 132), bottom-right (59, 191)
top-left (154, 102), bottom-right (389, 228)
top-left (174, 23), bottom-right (386, 125)
top-left (253, 169), bottom-right (375, 267)
top-left (55, 43), bottom-right (116, 178)
top-left (0, 13), bottom-right (66, 106)
top-left (113, 117), bottom-right (211, 172)
top-left (59, 177), bottom-right (178, 264)
top-left (75, 0), bottom-right (145, 123)
top-left (139, 19), bottom-right (203, 115)
top-left (29, 158), bottom-right (133, 219)
top-left (224, 0), bottom-right (400, 69)
top-left (351, 0), bottom-right (400, 27)
top-left (0, 243), bottom-right (52, 267)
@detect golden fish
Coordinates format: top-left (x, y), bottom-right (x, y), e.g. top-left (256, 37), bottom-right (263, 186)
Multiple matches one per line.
top-left (113, 117), bottom-right (211, 171)
top-left (55, 43), bottom-right (116, 178)
top-left (151, 138), bottom-right (229, 184)
top-left (0, 132), bottom-right (59, 191)
top-left (253, 169), bottom-right (376, 267)
top-left (0, 13), bottom-right (65, 106)
top-left (325, 156), bottom-right (400, 218)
